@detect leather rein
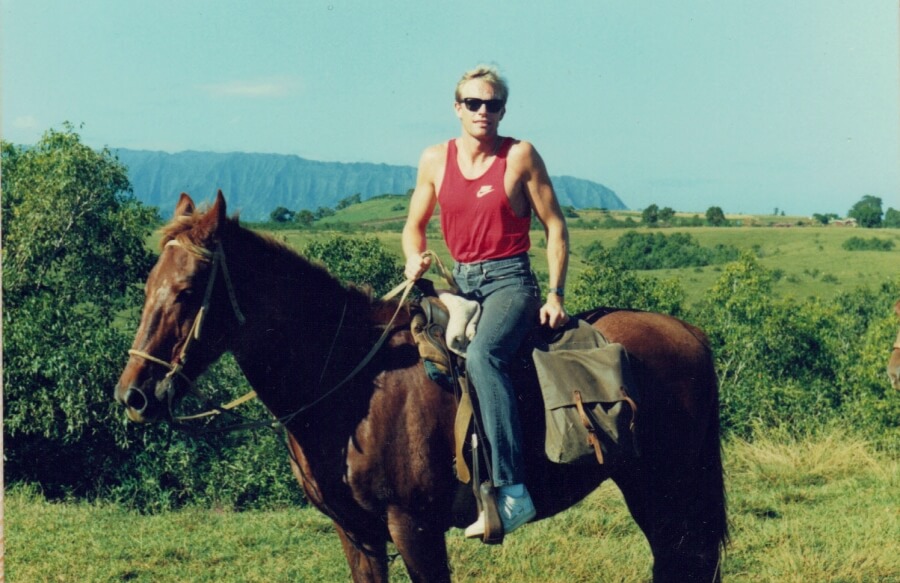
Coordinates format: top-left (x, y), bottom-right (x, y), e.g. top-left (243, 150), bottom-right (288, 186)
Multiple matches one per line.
top-left (126, 236), bottom-right (424, 432)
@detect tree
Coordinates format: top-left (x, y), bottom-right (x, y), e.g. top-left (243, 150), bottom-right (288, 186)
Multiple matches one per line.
top-left (847, 195), bottom-right (883, 228)
top-left (270, 206), bottom-right (295, 223)
top-left (314, 206), bottom-right (335, 219)
top-left (2, 124), bottom-right (160, 496)
top-left (561, 205), bottom-right (580, 218)
top-left (812, 213), bottom-right (838, 225)
top-left (2, 124), bottom-right (158, 309)
top-left (705, 206), bottom-right (727, 226)
top-left (658, 206), bottom-right (675, 224)
top-left (295, 209), bottom-right (316, 227)
top-left (641, 204), bottom-right (659, 226)
top-left (336, 192), bottom-right (362, 210)
top-left (882, 207), bottom-right (900, 228)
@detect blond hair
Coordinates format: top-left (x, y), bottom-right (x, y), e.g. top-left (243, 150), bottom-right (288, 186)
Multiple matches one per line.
top-left (455, 65), bottom-right (509, 103)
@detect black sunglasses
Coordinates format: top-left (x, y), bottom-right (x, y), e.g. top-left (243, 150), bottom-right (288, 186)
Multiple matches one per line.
top-left (459, 97), bottom-right (505, 113)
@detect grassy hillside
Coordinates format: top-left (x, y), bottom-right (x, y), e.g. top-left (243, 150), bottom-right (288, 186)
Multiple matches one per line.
top-left (256, 199), bottom-right (899, 306)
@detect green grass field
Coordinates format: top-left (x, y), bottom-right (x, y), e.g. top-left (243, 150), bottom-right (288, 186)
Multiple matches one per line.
top-left (261, 198), bottom-right (899, 307)
top-left (6, 431), bottom-right (898, 582)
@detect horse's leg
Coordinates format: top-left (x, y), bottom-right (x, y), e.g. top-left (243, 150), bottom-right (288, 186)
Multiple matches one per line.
top-left (334, 522), bottom-right (390, 583)
top-left (386, 506), bottom-right (452, 583)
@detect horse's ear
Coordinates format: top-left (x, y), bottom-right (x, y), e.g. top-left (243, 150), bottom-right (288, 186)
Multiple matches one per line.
top-left (212, 190), bottom-right (227, 224)
top-left (196, 190), bottom-right (228, 240)
top-left (175, 193), bottom-right (196, 217)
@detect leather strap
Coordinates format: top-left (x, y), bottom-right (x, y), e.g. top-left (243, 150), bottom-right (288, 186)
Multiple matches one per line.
top-left (454, 380), bottom-right (473, 483)
top-left (574, 390), bottom-right (605, 465)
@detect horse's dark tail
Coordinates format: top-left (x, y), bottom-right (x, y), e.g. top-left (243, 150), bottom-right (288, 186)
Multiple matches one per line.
top-left (688, 365), bottom-right (729, 583)
top-left (703, 372), bottom-right (729, 566)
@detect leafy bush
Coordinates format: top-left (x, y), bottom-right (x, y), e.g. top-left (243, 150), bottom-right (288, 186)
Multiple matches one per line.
top-left (569, 247), bottom-right (686, 316)
top-left (604, 231), bottom-right (740, 270)
top-left (2, 127), bottom-right (306, 511)
top-left (3, 126), bottom-right (158, 499)
top-left (303, 235), bottom-right (403, 297)
top-left (690, 256), bottom-right (899, 447)
top-left (841, 236), bottom-right (895, 252)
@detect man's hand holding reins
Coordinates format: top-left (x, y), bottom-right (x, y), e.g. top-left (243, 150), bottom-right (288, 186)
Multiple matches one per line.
top-left (404, 252), bottom-right (433, 281)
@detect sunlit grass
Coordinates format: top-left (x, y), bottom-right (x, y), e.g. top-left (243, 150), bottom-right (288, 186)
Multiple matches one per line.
top-left (7, 430), bottom-right (898, 582)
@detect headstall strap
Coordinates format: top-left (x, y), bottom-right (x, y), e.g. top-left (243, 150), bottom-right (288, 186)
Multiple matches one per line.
top-left (128, 244), bottom-right (444, 431)
top-left (128, 236), bottom-right (250, 422)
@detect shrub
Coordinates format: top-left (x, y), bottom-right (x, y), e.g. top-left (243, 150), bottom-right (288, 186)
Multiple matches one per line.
top-left (841, 236), bottom-right (895, 252)
top-left (607, 231), bottom-right (740, 270)
top-left (303, 235), bottom-right (403, 297)
top-left (569, 248), bottom-right (686, 316)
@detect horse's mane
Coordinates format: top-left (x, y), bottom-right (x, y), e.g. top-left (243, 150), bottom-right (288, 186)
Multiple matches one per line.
top-left (159, 208), bottom-right (390, 314)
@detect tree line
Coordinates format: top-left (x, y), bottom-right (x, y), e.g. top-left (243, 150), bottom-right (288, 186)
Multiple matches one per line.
top-left (3, 126), bottom-right (897, 512)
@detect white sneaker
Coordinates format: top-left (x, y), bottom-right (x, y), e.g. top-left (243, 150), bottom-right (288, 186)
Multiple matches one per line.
top-left (464, 489), bottom-right (536, 539)
top-left (464, 511), bottom-right (486, 538)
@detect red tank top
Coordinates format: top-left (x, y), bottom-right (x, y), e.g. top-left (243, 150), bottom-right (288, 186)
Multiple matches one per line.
top-left (439, 138), bottom-right (531, 263)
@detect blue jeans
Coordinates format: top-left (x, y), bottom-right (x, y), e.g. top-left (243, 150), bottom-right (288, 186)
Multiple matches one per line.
top-left (453, 253), bottom-right (540, 487)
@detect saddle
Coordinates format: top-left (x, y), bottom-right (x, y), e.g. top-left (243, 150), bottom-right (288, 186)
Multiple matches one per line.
top-left (410, 285), bottom-right (639, 544)
top-left (410, 286), bottom-right (640, 473)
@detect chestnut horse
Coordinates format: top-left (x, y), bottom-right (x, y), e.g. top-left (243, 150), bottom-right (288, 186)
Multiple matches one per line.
top-left (889, 300), bottom-right (900, 390)
top-left (115, 192), bottom-right (727, 582)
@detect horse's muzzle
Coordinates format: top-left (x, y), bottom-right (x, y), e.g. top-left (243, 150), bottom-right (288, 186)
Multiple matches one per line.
top-left (121, 386), bottom-right (150, 423)
top-left (117, 379), bottom-right (174, 423)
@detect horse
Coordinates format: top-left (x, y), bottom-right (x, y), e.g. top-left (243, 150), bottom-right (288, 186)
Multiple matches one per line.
top-left (889, 300), bottom-right (900, 391)
top-left (115, 191), bottom-right (727, 582)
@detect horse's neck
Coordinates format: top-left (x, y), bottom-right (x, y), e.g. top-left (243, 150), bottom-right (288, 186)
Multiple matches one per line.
top-left (225, 231), bottom-right (380, 422)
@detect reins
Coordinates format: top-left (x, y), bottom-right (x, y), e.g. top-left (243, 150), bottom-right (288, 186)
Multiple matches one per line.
top-left (129, 237), bottom-right (454, 432)
top-left (273, 250), bottom-right (454, 428)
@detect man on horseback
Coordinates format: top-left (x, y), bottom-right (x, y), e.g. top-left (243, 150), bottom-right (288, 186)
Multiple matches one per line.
top-left (402, 64), bottom-right (571, 539)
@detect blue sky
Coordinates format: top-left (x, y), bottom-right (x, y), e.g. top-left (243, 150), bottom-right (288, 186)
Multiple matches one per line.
top-left (3, 0), bottom-right (898, 216)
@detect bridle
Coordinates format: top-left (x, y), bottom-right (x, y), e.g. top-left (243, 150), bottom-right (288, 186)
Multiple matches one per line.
top-left (125, 240), bottom-right (449, 429)
top-left (127, 236), bottom-right (248, 420)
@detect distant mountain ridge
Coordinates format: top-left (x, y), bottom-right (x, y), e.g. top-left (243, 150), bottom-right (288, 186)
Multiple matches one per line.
top-left (113, 149), bottom-right (627, 221)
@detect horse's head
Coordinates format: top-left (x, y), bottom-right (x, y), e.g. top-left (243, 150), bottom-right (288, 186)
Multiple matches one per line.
top-left (889, 300), bottom-right (900, 391)
top-left (115, 191), bottom-right (240, 422)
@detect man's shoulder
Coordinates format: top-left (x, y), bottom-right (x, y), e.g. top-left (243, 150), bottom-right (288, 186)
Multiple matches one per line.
top-left (506, 139), bottom-right (540, 168)
top-left (420, 141), bottom-right (449, 166)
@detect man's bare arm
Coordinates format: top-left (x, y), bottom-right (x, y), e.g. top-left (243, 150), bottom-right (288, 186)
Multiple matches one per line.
top-left (402, 146), bottom-right (442, 279)
top-left (514, 142), bottom-right (570, 328)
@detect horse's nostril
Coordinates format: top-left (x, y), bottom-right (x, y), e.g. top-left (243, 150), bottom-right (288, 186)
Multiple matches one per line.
top-left (124, 388), bottom-right (148, 413)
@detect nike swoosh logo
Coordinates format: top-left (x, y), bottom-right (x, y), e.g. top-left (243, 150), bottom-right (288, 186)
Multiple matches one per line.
top-left (476, 185), bottom-right (495, 198)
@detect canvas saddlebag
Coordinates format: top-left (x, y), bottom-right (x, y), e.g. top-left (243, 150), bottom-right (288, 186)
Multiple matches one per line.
top-left (532, 319), bottom-right (639, 465)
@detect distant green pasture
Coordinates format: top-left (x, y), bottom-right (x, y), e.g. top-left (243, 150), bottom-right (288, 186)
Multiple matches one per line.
top-left (154, 195), bottom-right (897, 307)
top-left (266, 223), bottom-right (899, 306)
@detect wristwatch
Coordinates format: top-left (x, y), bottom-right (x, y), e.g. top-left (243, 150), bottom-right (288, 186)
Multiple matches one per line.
top-left (548, 287), bottom-right (565, 297)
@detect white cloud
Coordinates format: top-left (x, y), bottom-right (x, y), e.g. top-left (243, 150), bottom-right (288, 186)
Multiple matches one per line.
top-left (11, 115), bottom-right (40, 129)
top-left (197, 77), bottom-right (297, 98)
